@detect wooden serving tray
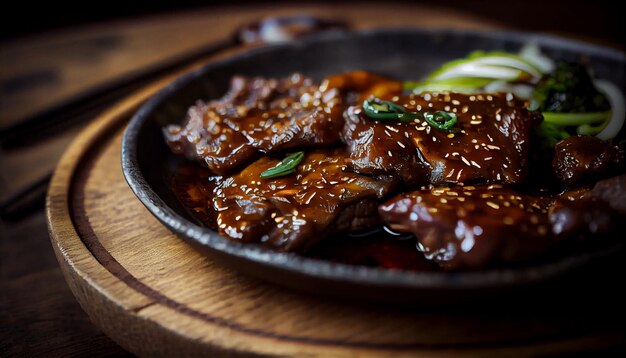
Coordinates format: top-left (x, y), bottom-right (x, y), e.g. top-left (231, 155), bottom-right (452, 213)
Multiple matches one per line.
top-left (46, 42), bottom-right (625, 358)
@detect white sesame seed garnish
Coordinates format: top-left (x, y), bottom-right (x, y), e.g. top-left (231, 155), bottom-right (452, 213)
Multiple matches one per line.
top-left (385, 125), bottom-right (399, 133)
top-left (486, 201), bottom-right (500, 209)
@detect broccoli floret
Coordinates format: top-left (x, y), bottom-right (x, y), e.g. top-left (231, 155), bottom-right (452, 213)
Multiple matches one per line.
top-left (533, 61), bottom-right (609, 113)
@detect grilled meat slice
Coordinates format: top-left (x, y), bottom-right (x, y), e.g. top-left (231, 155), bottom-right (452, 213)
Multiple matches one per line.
top-left (552, 135), bottom-right (625, 188)
top-left (164, 73), bottom-right (344, 174)
top-left (213, 149), bottom-right (396, 252)
top-left (379, 184), bottom-right (615, 270)
top-left (342, 92), bottom-right (542, 185)
top-left (163, 101), bottom-right (258, 175)
top-left (164, 71), bottom-right (402, 175)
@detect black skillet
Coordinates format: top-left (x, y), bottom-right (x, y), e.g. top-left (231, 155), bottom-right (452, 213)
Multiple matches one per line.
top-left (122, 28), bottom-right (626, 303)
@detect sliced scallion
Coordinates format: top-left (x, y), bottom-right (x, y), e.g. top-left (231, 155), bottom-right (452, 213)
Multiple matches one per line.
top-left (260, 152), bottom-right (304, 179)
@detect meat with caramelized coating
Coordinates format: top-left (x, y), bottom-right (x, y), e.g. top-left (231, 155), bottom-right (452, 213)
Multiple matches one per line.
top-left (552, 135), bottom-right (624, 188)
top-left (379, 184), bottom-right (615, 270)
top-left (213, 149), bottom-right (396, 252)
top-left (164, 73), bottom-right (344, 174)
top-left (342, 92), bottom-right (542, 185)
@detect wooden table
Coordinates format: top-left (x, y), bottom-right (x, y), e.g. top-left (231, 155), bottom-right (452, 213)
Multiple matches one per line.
top-left (0, 3), bottom-right (622, 356)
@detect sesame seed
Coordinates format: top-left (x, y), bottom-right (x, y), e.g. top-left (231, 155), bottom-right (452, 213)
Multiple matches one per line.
top-left (385, 125), bottom-right (399, 133)
top-left (486, 201), bottom-right (500, 209)
top-left (484, 157), bottom-right (492, 161)
top-left (461, 156), bottom-right (471, 166)
top-left (456, 169), bottom-right (464, 181)
top-left (471, 160), bottom-right (481, 168)
top-left (305, 192), bottom-right (317, 205)
top-left (397, 141), bottom-right (406, 148)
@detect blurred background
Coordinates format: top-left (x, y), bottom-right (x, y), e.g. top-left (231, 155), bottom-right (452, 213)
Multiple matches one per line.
top-left (2, 0), bottom-right (623, 45)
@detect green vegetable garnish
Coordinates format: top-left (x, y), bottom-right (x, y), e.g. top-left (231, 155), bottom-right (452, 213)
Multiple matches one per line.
top-left (533, 61), bottom-right (609, 113)
top-left (362, 98), bottom-right (412, 121)
top-left (362, 98), bottom-right (459, 133)
top-left (424, 111), bottom-right (459, 133)
top-left (260, 152), bottom-right (304, 179)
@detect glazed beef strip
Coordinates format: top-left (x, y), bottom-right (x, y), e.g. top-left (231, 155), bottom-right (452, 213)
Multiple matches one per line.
top-left (164, 72), bottom-right (401, 175)
top-left (213, 149), bottom-right (396, 252)
top-left (163, 73), bottom-right (342, 175)
top-left (342, 92), bottom-right (543, 185)
top-left (379, 184), bottom-right (616, 270)
top-left (552, 135), bottom-right (625, 188)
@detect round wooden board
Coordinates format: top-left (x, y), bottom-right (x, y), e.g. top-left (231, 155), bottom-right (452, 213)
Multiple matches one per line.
top-left (45, 27), bottom-right (626, 358)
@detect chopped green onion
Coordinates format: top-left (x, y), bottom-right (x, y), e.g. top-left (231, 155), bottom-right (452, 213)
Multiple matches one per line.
top-left (362, 98), bottom-right (459, 132)
top-left (424, 112), bottom-right (459, 133)
top-left (542, 111), bottom-right (608, 126)
top-left (260, 152), bottom-right (304, 179)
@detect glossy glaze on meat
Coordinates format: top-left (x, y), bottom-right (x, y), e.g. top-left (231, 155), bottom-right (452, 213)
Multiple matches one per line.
top-left (164, 74), bottom-right (342, 174)
top-left (164, 72), bottom-right (401, 175)
top-left (552, 135), bottom-right (624, 187)
top-left (379, 184), bottom-right (616, 269)
top-left (342, 92), bottom-right (542, 185)
top-left (213, 149), bottom-right (395, 252)
top-left (164, 70), bottom-right (625, 271)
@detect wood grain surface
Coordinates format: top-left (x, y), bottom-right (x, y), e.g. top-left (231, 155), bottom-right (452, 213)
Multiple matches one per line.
top-left (46, 69), bottom-right (626, 356)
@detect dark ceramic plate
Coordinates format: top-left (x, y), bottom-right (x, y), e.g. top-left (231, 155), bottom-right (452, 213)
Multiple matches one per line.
top-left (122, 28), bottom-right (626, 302)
